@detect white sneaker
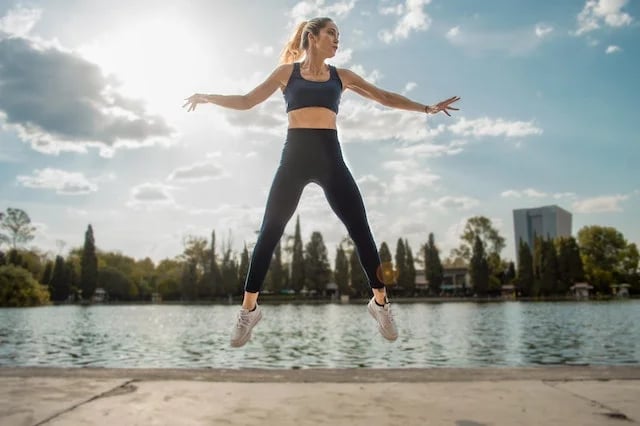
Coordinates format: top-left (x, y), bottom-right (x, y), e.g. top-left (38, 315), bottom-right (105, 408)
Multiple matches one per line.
top-left (367, 297), bottom-right (398, 341)
top-left (230, 304), bottom-right (262, 348)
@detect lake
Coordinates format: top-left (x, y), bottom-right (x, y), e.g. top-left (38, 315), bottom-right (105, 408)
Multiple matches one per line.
top-left (0, 301), bottom-right (638, 369)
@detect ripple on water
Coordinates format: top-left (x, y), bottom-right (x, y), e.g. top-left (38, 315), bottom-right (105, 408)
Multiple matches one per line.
top-left (0, 301), bottom-right (638, 368)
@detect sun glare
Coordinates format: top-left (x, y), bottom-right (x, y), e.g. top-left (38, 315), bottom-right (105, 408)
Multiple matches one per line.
top-left (78, 15), bottom-right (217, 118)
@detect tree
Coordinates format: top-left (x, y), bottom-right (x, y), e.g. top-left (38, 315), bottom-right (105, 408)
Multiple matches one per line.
top-left (98, 266), bottom-right (134, 301)
top-left (516, 240), bottom-right (534, 297)
top-left (156, 258), bottom-right (182, 300)
top-left (0, 265), bottom-right (50, 307)
top-left (268, 241), bottom-right (285, 294)
top-left (334, 244), bottom-right (350, 296)
top-left (41, 260), bottom-right (53, 286)
top-left (404, 239), bottom-right (416, 295)
top-left (394, 238), bottom-right (407, 293)
top-left (221, 247), bottom-right (239, 297)
top-left (349, 246), bottom-right (368, 298)
top-left (304, 231), bottom-right (332, 294)
top-left (290, 216), bottom-right (305, 292)
top-left (0, 208), bottom-right (36, 249)
top-left (180, 235), bottom-right (208, 299)
top-left (453, 216), bottom-right (505, 262)
top-left (379, 242), bottom-right (392, 263)
top-left (80, 225), bottom-right (98, 300)
top-left (470, 236), bottom-right (489, 296)
top-left (577, 225), bottom-right (631, 293)
top-left (49, 255), bottom-right (70, 302)
top-left (557, 237), bottom-right (584, 293)
top-left (424, 233), bottom-right (443, 295)
top-left (539, 239), bottom-right (558, 296)
top-left (208, 230), bottom-right (224, 297)
top-left (238, 244), bottom-right (250, 290)
top-left (505, 261), bottom-right (516, 284)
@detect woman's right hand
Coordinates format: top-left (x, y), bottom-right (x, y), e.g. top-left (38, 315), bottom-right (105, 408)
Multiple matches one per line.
top-left (182, 94), bottom-right (210, 112)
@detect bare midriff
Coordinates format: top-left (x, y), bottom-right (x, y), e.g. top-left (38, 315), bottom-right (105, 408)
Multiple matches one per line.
top-left (288, 107), bottom-right (337, 130)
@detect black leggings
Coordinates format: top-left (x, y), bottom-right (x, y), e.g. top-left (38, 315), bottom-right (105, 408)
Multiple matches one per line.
top-left (244, 128), bottom-right (385, 293)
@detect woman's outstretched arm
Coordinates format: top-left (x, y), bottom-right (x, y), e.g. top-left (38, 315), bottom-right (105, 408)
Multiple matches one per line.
top-left (183, 64), bottom-right (292, 112)
top-left (338, 68), bottom-right (460, 116)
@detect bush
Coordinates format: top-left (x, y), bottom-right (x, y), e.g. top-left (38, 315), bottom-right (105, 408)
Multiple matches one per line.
top-left (0, 265), bottom-right (50, 307)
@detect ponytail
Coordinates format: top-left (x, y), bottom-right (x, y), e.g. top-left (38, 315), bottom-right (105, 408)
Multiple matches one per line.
top-left (280, 21), bottom-right (307, 64)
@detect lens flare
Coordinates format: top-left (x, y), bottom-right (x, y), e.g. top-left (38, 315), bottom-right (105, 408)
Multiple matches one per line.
top-left (376, 262), bottom-right (398, 286)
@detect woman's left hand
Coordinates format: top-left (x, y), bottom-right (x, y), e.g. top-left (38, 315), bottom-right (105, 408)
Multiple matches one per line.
top-left (182, 94), bottom-right (209, 112)
top-left (427, 96), bottom-right (461, 116)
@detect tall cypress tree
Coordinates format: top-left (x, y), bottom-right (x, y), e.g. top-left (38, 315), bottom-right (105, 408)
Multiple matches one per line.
top-left (304, 231), bottom-right (331, 294)
top-left (470, 236), bottom-right (489, 296)
top-left (209, 230), bottom-right (224, 298)
top-left (49, 255), bottom-right (68, 302)
top-left (268, 241), bottom-right (285, 294)
top-left (41, 260), bottom-right (53, 286)
top-left (238, 244), bottom-right (250, 291)
top-left (379, 242), bottom-right (392, 263)
top-left (80, 225), bottom-right (98, 300)
top-left (405, 239), bottom-right (416, 295)
top-left (516, 240), bottom-right (534, 297)
top-left (349, 247), bottom-right (368, 298)
top-left (425, 233), bottom-right (443, 295)
top-left (334, 244), bottom-right (350, 296)
top-left (290, 216), bottom-right (305, 292)
top-left (395, 238), bottom-right (407, 293)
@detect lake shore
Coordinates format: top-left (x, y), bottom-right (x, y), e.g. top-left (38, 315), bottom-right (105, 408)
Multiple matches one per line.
top-left (2, 366), bottom-right (639, 425)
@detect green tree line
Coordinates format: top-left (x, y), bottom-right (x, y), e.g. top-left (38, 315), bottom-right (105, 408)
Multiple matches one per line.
top-left (1, 208), bottom-right (638, 307)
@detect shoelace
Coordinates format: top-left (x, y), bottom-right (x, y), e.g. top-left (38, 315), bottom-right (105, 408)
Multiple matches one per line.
top-left (236, 311), bottom-right (253, 328)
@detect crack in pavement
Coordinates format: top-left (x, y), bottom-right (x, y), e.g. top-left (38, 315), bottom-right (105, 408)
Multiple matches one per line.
top-left (542, 381), bottom-right (635, 423)
top-left (32, 379), bottom-right (137, 426)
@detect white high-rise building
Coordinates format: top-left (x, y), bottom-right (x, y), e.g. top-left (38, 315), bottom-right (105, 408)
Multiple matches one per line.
top-left (513, 205), bottom-right (572, 256)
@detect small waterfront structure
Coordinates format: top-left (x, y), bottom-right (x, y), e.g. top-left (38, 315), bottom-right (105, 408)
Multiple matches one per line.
top-left (570, 282), bottom-right (593, 300)
top-left (92, 287), bottom-right (107, 303)
top-left (611, 284), bottom-right (631, 298)
top-left (151, 292), bottom-right (162, 303)
top-left (501, 284), bottom-right (516, 299)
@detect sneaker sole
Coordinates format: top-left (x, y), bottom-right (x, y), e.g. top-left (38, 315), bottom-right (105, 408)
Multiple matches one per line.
top-left (368, 303), bottom-right (398, 341)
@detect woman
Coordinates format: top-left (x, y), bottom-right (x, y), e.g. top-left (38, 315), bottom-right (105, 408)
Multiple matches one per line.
top-left (184, 17), bottom-right (460, 348)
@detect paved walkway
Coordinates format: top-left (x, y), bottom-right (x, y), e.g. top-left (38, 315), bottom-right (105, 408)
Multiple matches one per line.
top-left (1, 366), bottom-right (639, 425)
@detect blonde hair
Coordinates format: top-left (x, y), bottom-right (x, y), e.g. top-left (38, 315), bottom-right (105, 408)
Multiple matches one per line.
top-left (279, 17), bottom-right (333, 64)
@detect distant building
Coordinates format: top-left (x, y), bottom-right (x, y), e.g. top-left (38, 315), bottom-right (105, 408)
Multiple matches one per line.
top-left (513, 205), bottom-right (572, 258)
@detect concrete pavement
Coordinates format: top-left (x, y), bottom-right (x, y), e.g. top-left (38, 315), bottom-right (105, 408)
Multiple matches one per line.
top-left (1, 366), bottom-right (639, 425)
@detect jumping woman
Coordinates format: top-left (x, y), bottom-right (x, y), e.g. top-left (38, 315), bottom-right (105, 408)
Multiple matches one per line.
top-left (183, 17), bottom-right (460, 348)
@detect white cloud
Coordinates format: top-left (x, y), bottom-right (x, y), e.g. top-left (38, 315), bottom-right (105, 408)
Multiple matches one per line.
top-left (449, 117), bottom-right (543, 138)
top-left (0, 6), bottom-right (42, 38)
top-left (379, 0), bottom-right (432, 44)
top-left (128, 183), bottom-right (175, 207)
top-left (403, 82), bottom-right (417, 93)
top-left (606, 45), bottom-right (621, 54)
top-left (446, 26), bottom-right (460, 40)
top-left (575, 0), bottom-right (633, 36)
top-left (383, 159), bottom-right (440, 193)
top-left (431, 196), bottom-right (479, 211)
top-left (16, 168), bottom-right (98, 195)
top-left (331, 47), bottom-right (353, 66)
top-left (535, 23), bottom-right (554, 38)
top-left (290, 0), bottom-right (357, 24)
top-left (394, 136), bottom-right (467, 159)
top-left (337, 98), bottom-right (437, 143)
top-left (572, 194), bottom-right (629, 213)
top-left (501, 188), bottom-right (547, 198)
top-left (168, 160), bottom-right (227, 182)
top-left (501, 189), bottom-right (576, 199)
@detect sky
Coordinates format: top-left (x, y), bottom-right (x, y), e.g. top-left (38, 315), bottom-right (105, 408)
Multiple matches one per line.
top-left (0, 0), bottom-right (638, 265)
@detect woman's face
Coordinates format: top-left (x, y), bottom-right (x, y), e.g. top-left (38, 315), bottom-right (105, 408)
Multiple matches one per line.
top-left (311, 21), bottom-right (340, 57)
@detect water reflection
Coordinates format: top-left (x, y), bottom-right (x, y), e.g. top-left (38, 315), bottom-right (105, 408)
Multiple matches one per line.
top-left (0, 301), bottom-right (638, 368)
